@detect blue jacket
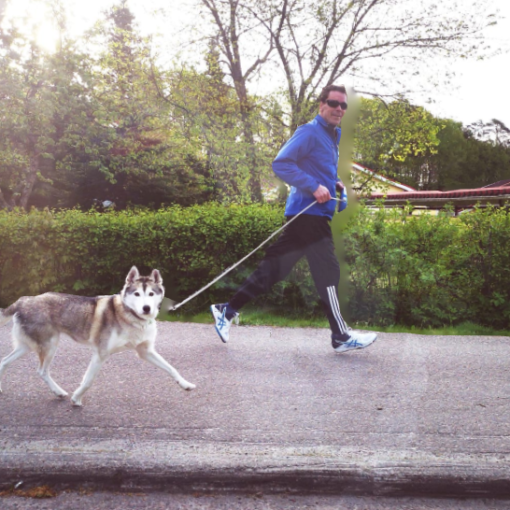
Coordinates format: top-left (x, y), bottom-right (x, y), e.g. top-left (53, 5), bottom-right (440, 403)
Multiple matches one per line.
top-left (272, 114), bottom-right (341, 220)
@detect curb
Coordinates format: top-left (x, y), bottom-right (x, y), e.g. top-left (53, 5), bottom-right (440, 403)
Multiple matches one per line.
top-left (1, 439), bottom-right (510, 497)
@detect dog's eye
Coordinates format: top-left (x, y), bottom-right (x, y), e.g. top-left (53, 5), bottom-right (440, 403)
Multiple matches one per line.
top-left (134, 292), bottom-right (140, 296)
top-left (149, 292), bottom-right (154, 296)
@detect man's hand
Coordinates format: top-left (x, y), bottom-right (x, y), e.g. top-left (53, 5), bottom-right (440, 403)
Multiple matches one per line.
top-left (336, 180), bottom-right (345, 192)
top-left (313, 184), bottom-right (331, 204)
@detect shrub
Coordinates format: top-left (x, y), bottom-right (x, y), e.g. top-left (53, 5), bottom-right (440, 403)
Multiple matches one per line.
top-left (0, 204), bottom-right (287, 312)
top-left (342, 204), bottom-right (510, 328)
top-left (1, 203), bottom-right (510, 328)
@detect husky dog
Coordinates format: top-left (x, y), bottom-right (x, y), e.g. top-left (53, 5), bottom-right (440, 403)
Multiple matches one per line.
top-left (0, 266), bottom-right (195, 406)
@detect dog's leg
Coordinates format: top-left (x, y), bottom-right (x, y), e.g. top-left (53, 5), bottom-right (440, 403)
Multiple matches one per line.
top-left (37, 336), bottom-right (68, 398)
top-left (71, 352), bottom-right (105, 407)
top-left (136, 344), bottom-right (196, 391)
top-left (0, 344), bottom-right (31, 393)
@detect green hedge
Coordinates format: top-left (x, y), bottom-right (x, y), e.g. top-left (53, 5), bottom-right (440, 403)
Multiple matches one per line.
top-left (0, 204), bottom-right (287, 312)
top-left (1, 203), bottom-right (510, 328)
top-left (342, 204), bottom-right (510, 329)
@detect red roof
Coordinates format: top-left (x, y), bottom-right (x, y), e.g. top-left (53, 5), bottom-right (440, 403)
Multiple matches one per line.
top-left (483, 180), bottom-right (510, 188)
top-left (371, 186), bottom-right (510, 201)
top-left (352, 163), bottom-right (417, 192)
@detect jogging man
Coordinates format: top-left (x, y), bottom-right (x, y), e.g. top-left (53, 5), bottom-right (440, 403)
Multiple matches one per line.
top-left (211, 85), bottom-right (377, 353)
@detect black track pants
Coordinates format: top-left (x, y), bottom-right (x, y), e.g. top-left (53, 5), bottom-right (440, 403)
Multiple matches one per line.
top-left (229, 214), bottom-right (349, 338)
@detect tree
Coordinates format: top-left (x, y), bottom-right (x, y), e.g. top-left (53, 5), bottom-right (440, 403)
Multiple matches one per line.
top-left (196, 0), bottom-right (493, 131)
top-left (264, 0), bottom-right (493, 130)
top-left (354, 110), bottom-right (510, 191)
top-left (192, 0), bottom-right (494, 201)
top-left (66, 1), bottom-right (215, 209)
top-left (0, 1), bottom-right (218, 210)
top-left (352, 97), bottom-right (442, 190)
top-left (197, 0), bottom-right (283, 202)
top-left (428, 119), bottom-right (470, 190)
top-left (406, 120), bottom-right (510, 191)
top-left (352, 98), bottom-right (510, 191)
top-left (466, 119), bottom-right (510, 148)
top-left (0, 23), bottom-right (93, 210)
top-left (455, 129), bottom-right (510, 188)
top-left (149, 37), bottom-right (283, 204)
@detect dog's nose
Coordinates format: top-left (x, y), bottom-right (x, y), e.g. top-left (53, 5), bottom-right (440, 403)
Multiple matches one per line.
top-left (143, 305), bottom-right (151, 314)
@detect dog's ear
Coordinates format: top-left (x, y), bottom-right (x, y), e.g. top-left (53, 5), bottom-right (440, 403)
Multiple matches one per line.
top-left (126, 266), bottom-right (140, 284)
top-left (151, 269), bottom-right (163, 285)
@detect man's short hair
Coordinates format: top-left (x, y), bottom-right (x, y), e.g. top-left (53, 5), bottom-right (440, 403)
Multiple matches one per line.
top-left (319, 85), bottom-right (347, 103)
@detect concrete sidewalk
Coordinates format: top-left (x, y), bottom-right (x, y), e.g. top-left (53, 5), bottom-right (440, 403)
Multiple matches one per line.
top-left (1, 321), bottom-right (509, 497)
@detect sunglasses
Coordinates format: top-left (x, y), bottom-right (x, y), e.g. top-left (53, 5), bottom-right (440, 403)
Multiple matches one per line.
top-left (326, 99), bottom-right (348, 110)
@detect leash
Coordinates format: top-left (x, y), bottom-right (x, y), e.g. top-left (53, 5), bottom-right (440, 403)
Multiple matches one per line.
top-left (167, 197), bottom-right (343, 312)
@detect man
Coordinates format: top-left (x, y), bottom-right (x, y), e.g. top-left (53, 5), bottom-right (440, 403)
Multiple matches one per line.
top-left (211, 85), bottom-right (377, 353)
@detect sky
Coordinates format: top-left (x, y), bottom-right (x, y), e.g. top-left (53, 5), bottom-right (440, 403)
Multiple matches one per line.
top-left (1, 0), bottom-right (509, 128)
top-left (414, 0), bottom-right (510, 127)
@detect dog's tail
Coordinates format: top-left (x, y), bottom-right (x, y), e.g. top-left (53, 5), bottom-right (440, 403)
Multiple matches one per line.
top-left (0, 304), bottom-right (17, 327)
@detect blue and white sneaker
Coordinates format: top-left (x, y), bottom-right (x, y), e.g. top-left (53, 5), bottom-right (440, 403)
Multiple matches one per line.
top-left (210, 303), bottom-right (239, 343)
top-left (332, 331), bottom-right (377, 353)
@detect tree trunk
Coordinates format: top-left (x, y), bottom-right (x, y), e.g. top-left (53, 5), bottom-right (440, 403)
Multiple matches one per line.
top-left (230, 52), bottom-right (263, 201)
top-left (18, 155), bottom-right (39, 209)
top-left (0, 188), bottom-right (12, 210)
top-left (239, 99), bottom-right (263, 202)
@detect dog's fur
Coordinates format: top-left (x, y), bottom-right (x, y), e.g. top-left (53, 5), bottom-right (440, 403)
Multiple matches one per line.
top-left (0, 266), bottom-right (195, 406)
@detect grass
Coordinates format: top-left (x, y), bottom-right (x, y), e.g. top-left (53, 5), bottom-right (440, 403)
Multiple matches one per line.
top-left (159, 307), bottom-right (510, 337)
top-left (160, 307), bottom-right (330, 328)
top-left (360, 322), bottom-right (510, 337)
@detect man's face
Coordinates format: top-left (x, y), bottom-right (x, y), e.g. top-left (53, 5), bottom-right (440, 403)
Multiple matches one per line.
top-left (319, 90), bottom-right (348, 126)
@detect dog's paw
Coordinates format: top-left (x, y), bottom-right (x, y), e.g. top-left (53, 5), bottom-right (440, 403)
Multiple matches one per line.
top-left (179, 380), bottom-right (196, 391)
top-left (54, 389), bottom-right (68, 398)
top-left (71, 394), bottom-right (83, 407)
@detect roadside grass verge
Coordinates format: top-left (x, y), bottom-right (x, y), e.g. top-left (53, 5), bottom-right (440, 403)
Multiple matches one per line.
top-left (161, 307), bottom-right (330, 328)
top-left (160, 308), bottom-right (510, 337)
top-left (358, 322), bottom-right (510, 337)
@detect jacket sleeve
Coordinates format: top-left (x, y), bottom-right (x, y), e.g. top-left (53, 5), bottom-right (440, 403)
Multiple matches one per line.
top-left (272, 126), bottom-right (320, 194)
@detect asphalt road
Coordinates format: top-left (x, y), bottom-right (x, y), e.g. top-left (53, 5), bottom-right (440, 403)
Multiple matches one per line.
top-left (1, 321), bottom-right (510, 497)
top-left (2, 491), bottom-right (510, 510)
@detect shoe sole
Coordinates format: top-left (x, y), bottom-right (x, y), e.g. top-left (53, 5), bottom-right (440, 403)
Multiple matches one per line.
top-left (210, 305), bottom-right (228, 343)
top-left (334, 336), bottom-right (377, 353)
